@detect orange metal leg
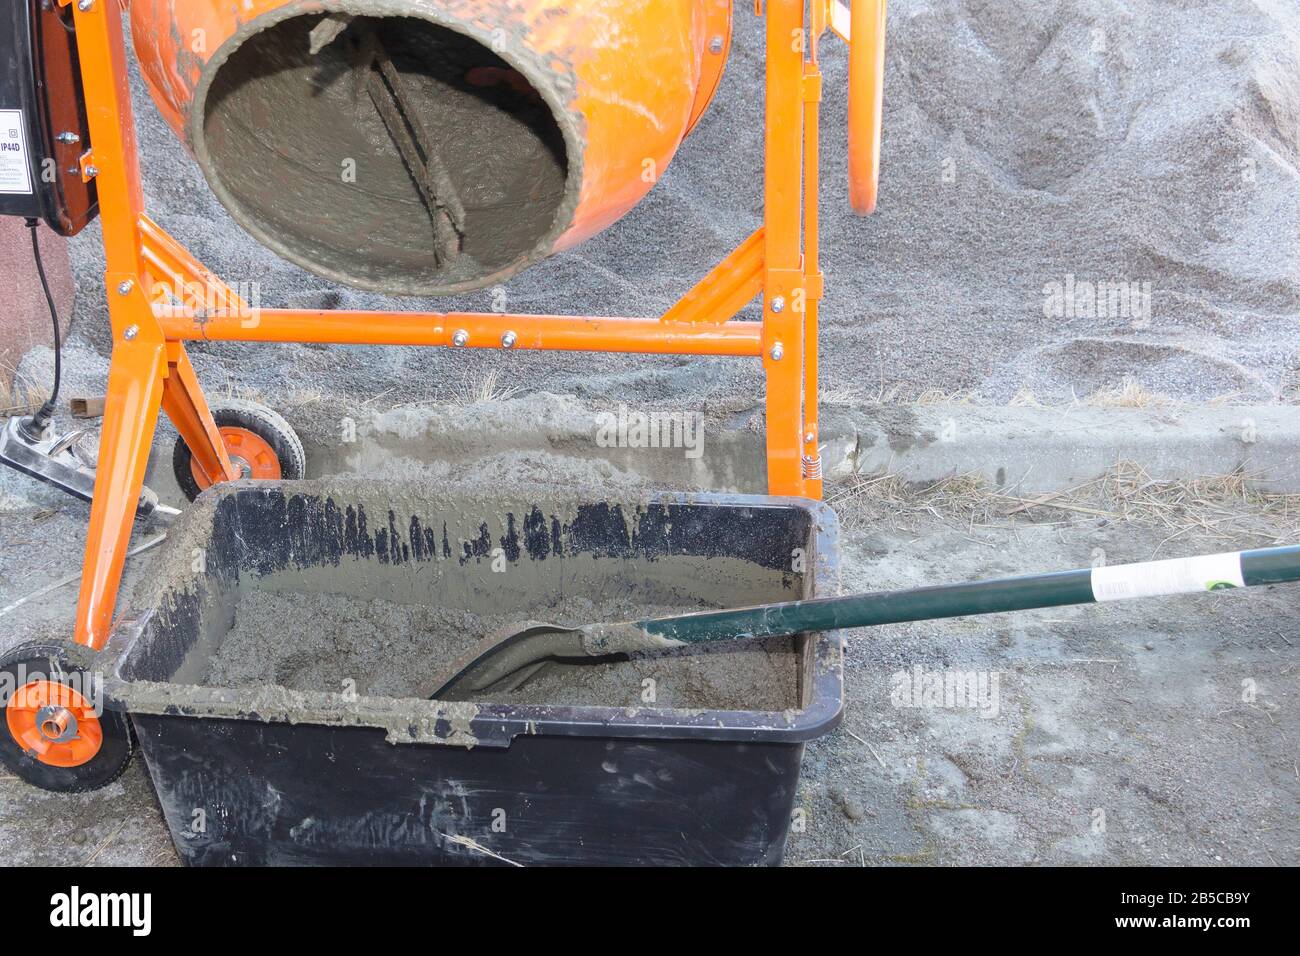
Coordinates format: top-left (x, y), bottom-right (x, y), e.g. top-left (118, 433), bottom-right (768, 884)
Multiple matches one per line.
top-left (762, 0), bottom-right (809, 498)
top-left (800, 298), bottom-right (824, 499)
top-left (67, 0), bottom-right (163, 650)
top-left (763, 329), bottom-right (806, 496)
top-left (65, 5), bottom-right (238, 650)
top-left (802, 42), bottom-right (827, 499)
top-left (161, 343), bottom-right (238, 488)
top-left (72, 339), bottom-right (166, 650)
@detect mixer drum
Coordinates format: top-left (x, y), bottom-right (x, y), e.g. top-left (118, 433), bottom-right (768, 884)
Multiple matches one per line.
top-left (130, 0), bottom-right (730, 295)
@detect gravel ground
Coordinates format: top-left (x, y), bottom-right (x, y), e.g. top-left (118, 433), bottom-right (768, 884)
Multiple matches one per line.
top-left (0, 463), bottom-right (1295, 866)
top-left (791, 505), bottom-right (1299, 867)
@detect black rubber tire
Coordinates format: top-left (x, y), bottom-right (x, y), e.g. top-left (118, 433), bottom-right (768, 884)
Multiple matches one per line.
top-left (0, 640), bottom-right (135, 793)
top-left (173, 398), bottom-right (306, 501)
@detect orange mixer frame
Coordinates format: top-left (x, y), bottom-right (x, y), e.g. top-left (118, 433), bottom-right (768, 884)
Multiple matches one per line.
top-left (63, 0), bottom-right (887, 652)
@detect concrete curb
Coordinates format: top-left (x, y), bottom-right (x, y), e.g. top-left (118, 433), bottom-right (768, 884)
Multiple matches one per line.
top-left (298, 396), bottom-right (1300, 495)
top-left (820, 404), bottom-right (1300, 493)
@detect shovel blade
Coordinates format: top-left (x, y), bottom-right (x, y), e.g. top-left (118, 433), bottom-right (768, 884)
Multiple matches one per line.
top-left (430, 622), bottom-right (587, 700)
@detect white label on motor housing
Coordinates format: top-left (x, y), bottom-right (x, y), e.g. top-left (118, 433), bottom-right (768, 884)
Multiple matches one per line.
top-left (1091, 552), bottom-right (1245, 602)
top-left (0, 109), bottom-right (34, 195)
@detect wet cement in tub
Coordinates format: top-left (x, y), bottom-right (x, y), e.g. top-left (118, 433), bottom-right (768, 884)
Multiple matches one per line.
top-left (202, 587), bottom-right (800, 712)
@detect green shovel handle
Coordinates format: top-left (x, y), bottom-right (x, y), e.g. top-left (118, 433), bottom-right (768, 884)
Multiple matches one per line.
top-left (635, 545), bottom-right (1300, 645)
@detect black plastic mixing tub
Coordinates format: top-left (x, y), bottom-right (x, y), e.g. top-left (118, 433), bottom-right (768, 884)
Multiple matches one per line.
top-left (104, 480), bottom-right (843, 866)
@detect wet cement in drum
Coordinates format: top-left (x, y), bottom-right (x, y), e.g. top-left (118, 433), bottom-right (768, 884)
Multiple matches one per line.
top-left (202, 587), bottom-right (800, 712)
top-left (200, 14), bottom-right (569, 293)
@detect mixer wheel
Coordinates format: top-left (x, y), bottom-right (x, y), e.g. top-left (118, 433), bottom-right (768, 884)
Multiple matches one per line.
top-left (0, 640), bottom-right (135, 793)
top-left (173, 399), bottom-right (306, 501)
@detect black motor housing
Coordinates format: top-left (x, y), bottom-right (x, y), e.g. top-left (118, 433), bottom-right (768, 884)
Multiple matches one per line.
top-left (0, 0), bottom-right (96, 235)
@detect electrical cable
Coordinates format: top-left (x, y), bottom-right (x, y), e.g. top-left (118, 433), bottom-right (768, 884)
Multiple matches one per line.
top-left (24, 218), bottom-right (62, 433)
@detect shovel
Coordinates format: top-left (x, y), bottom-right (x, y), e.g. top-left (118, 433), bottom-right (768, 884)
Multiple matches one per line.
top-left (430, 544), bottom-right (1300, 698)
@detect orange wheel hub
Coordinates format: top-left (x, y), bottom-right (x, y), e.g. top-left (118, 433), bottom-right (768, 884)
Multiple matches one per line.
top-left (6, 680), bottom-right (103, 768)
top-left (192, 426), bottom-right (281, 491)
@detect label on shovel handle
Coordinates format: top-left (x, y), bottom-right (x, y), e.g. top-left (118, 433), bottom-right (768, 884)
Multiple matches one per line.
top-left (1090, 552), bottom-right (1245, 602)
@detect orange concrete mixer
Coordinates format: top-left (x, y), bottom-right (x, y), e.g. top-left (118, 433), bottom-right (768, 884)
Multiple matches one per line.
top-left (0, 0), bottom-right (886, 793)
top-left (129, 0), bottom-right (739, 294)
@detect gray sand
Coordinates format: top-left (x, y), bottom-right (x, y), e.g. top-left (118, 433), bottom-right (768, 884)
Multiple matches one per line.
top-left (15, 0), bottom-right (1291, 432)
top-left (203, 587), bottom-right (800, 712)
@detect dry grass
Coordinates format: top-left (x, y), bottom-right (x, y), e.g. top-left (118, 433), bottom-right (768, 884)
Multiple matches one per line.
top-left (210, 377), bottom-right (268, 405)
top-left (820, 384), bottom-right (980, 406)
top-left (822, 377), bottom-right (1274, 410)
top-left (285, 387), bottom-right (325, 407)
top-left (1084, 377), bottom-right (1176, 409)
top-left (0, 357), bottom-right (43, 418)
top-left (819, 385), bottom-right (868, 406)
top-left (819, 383), bottom-right (901, 406)
top-left (387, 369), bottom-right (526, 411)
top-left (915, 388), bottom-right (978, 406)
top-left (0, 378), bottom-right (44, 419)
top-left (827, 472), bottom-right (1000, 533)
top-left (827, 460), bottom-right (1300, 550)
top-left (445, 368), bottom-right (526, 406)
top-left (1083, 461), bottom-right (1300, 547)
top-left (1206, 392), bottom-right (1247, 406)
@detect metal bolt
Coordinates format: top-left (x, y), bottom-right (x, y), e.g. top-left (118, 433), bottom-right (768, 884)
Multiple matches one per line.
top-left (804, 431), bottom-right (816, 443)
top-left (500, 331), bottom-right (517, 349)
top-left (770, 295), bottom-right (785, 314)
top-left (769, 342), bottom-right (784, 361)
top-left (709, 34), bottom-right (725, 54)
top-left (83, 165), bottom-right (99, 179)
top-left (76, 0), bottom-right (92, 9)
top-left (117, 279), bottom-right (133, 296)
top-left (123, 325), bottom-right (139, 340)
top-left (56, 131), bottom-right (80, 145)
top-left (451, 329), bottom-right (469, 347)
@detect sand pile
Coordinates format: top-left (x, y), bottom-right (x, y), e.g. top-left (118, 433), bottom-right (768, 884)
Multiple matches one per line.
top-left (47, 1), bottom-right (1300, 416)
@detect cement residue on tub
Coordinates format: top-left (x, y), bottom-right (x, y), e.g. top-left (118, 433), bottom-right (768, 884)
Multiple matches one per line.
top-left (202, 587), bottom-right (799, 712)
